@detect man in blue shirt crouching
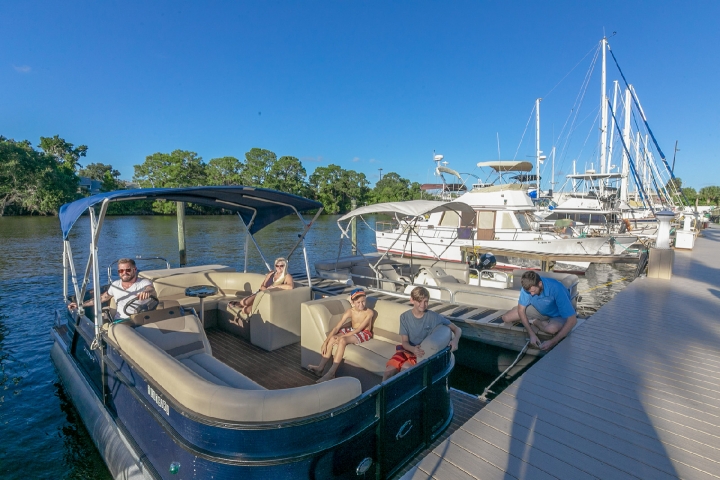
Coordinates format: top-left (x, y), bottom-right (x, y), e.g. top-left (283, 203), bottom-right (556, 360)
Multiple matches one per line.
top-left (501, 270), bottom-right (577, 351)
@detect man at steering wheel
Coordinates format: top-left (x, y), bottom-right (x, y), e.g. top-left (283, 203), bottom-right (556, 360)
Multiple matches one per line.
top-left (69, 258), bottom-right (157, 320)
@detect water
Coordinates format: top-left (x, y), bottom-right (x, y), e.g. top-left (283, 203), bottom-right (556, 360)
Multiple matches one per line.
top-left (0, 214), bottom-right (635, 478)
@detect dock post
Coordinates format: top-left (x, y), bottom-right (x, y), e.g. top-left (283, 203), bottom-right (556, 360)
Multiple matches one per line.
top-left (351, 198), bottom-right (357, 255)
top-left (647, 210), bottom-right (674, 279)
top-left (177, 201), bottom-right (187, 267)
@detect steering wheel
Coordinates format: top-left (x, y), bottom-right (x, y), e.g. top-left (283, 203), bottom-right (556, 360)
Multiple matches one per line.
top-left (124, 295), bottom-right (160, 317)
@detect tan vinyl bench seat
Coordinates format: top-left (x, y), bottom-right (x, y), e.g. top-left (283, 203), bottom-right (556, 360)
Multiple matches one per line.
top-left (107, 313), bottom-right (362, 422)
top-left (148, 271), bottom-right (311, 351)
top-left (301, 296), bottom-right (454, 390)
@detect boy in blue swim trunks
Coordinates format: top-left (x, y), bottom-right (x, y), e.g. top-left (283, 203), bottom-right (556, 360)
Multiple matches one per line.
top-left (502, 270), bottom-right (577, 351)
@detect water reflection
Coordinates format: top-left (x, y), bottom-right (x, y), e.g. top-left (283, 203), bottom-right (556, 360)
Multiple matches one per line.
top-left (55, 381), bottom-right (112, 480)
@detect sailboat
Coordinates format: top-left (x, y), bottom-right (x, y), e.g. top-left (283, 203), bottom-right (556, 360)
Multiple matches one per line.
top-left (539, 37), bottom-right (682, 238)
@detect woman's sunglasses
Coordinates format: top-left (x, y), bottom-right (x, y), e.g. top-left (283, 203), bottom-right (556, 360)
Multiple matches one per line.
top-left (275, 264), bottom-right (285, 268)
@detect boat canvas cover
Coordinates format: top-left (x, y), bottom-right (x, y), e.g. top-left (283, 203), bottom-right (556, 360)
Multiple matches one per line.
top-left (337, 200), bottom-right (475, 222)
top-left (476, 161), bottom-right (533, 172)
top-left (59, 186), bottom-right (323, 239)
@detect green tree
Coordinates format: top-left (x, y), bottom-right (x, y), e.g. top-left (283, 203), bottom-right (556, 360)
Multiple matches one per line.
top-left (133, 150), bottom-right (207, 213)
top-left (38, 135), bottom-right (88, 171)
top-left (699, 186), bottom-right (720, 206)
top-left (0, 136), bottom-right (78, 215)
top-left (372, 172), bottom-right (420, 203)
top-left (681, 187), bottom-right (697, 206)
top-left (309, 164), bottom-right (370, 214)
top-left (242, 148), bottom-right (277, 186)
top-left (79, 162), bottom-right (121, 181)
top-left (79, 162), bottom-right (123, 192)
top-left (266, 156), bottom-right (311, 196)
top-left (665, 177), bottom-right (682, 191)
top-left (206, 156), bottom-right (243, 186)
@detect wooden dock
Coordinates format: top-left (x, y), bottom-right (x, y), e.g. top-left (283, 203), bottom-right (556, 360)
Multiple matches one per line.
top-left (403, 227), bottom-right (720, 479)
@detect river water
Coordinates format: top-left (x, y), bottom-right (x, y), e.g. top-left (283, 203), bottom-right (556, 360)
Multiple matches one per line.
top-left (0, 215), bottom-right (636, 479)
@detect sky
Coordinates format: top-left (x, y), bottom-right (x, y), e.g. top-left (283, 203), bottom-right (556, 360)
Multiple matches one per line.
top-left (2, 0), bottom-right (719, 190)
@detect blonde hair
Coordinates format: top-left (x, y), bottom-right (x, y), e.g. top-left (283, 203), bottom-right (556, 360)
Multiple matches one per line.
top-left (272, 257), bottom-right (288, 285)
top-left (410, 286), bottom-right (430, 301)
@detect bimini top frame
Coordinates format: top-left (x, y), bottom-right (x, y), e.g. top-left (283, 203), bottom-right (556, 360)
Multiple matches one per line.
top-left (335, 200), bottom-right (476, 282)
top-left (59, 186), bottom-right (323, 345)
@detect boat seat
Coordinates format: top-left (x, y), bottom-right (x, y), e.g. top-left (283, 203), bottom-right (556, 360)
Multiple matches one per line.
top-left (301, 296), bottom-right (455, 391)
top-left (107, 312), bottom-right (362, 422)
top-left (376, 264), bottom-right (410, 292)
top-left (133, 313), bottom-right (212, 360)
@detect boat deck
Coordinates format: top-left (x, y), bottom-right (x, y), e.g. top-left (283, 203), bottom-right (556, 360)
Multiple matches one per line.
top-left (207, 327), bottom-right (317, 389)
top-left (207, 326), bottom-right (487, 476)
top-left (401, 226), bottom-right (720, 479)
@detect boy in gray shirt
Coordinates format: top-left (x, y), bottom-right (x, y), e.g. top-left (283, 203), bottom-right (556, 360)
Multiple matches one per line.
top-left (383, 286), bottom-right (461, 381)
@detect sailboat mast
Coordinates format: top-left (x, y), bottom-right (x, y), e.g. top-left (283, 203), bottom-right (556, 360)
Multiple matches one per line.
top-left (551, 146), bottom-right (556, 197)
top-left (600, 37), bottom-right (608, 175)
top-left (620, 87), bottom-right (632, 203)
top-left (608, 80), bottom-right (619, 171)
top-left (535, 97), bottom-right (542, 204)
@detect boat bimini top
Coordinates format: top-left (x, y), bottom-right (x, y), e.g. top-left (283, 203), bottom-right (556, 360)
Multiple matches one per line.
top-left (337, 199), bottom-right (474, 223)
top-left (335, 199), bottom-right (476, 283)
top-left (59, 186), bottom-right (323, 344)
top-left (60, 186), bottom-right (322, 239)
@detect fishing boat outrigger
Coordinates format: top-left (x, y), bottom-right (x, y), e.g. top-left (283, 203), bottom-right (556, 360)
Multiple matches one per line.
top-left (52, 186), bottom-right (455, 479)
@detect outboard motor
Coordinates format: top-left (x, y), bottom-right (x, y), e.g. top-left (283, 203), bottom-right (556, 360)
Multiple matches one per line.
top-left (478, 252), bottom-right (496, 271)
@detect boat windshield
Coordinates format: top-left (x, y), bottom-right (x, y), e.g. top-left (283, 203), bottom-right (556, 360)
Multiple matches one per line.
top-left (515, 213), bottom-right (533, 231)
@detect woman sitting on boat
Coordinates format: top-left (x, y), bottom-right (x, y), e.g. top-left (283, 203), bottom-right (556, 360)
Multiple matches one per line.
top-left (230, 257), bottom-right (294, 315)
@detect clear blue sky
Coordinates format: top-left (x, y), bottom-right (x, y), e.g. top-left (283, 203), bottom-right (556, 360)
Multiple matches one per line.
top-left (2, 1), bottom-right (718, 190)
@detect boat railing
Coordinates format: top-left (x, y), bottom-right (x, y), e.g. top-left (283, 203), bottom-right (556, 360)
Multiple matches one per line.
top-left (376, 221), bottom-right (397, 232)
top-left (468, 267), bottom-right (512, 285)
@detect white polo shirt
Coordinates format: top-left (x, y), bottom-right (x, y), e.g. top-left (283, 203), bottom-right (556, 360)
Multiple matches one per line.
top-left (108, 278), bottom-right (153, 319)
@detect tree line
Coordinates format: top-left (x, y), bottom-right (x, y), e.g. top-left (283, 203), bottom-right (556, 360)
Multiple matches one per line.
top-left (0, 135), bottom-right (423, 216)
top-left (666, 178), bottom-right (720, 208)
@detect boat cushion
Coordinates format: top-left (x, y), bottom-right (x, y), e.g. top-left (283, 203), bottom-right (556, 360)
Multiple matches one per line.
top-left (133, 314), bottom-right (212, 360)
top-left (108, 319), bottom-right (362, 422)
top-left (180, 353), bottom-right (264, 390)
top-left (301, 296), bottom-right (453, 379)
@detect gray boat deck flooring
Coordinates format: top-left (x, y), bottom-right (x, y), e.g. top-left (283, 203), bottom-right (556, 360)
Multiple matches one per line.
top-left (401, 226), bottom-right (720, 480)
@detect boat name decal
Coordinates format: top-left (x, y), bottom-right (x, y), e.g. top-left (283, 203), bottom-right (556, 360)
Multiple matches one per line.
top-left (148, 385), bottom-right (170, 416)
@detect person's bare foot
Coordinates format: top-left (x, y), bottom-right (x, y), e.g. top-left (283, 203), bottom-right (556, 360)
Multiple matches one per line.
top-left (306, 365), bottom-right (323, 376)
top-left (316, 371), bottom-right (336, 383)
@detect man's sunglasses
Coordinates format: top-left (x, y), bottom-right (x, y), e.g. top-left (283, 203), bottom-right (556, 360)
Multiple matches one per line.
top-left (118, 268), bottom-right (135, 274)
